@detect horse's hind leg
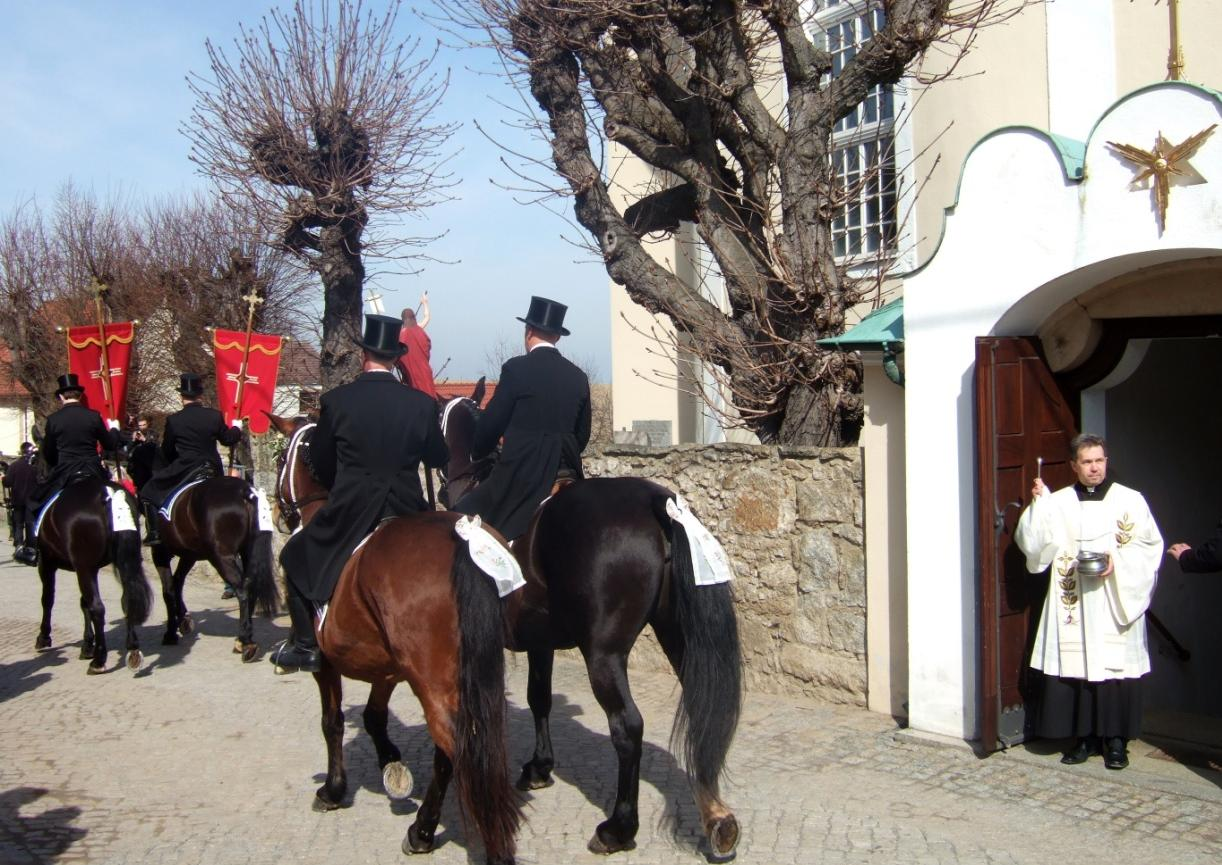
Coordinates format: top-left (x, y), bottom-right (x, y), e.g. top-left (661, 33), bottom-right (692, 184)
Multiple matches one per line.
top-left (312, 659), bottom-right (348, 811)
top-left (404, 745), bottom-right (453, 855)
top-left (652, 616), bottom-right (739, 857)
top-left (517, 647), bottom-right (557, 790)
top-left (153, 547), bottom-right (182, 645)
top-left (584, 650), bottom-right (642, 854)
top-left (363, 682), bottom-right (411, 799)
top-left (77, 568), bottom-right (107, 673)
top-left (35, 562), bottom-right (55, 652)
top-left (216, 555), bottom-right (256, 661)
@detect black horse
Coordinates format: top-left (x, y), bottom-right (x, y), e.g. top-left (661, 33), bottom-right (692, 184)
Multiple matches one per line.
top-left (128, 442), bottom-right (278, 661)
top-left (33, 476), bottom-right (152, 673)
top-left (440, 393), bottom-right (743, 858)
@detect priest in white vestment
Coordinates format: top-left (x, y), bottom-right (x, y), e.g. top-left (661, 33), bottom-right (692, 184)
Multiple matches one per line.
top-left (1015, 434), bottom-right (1162, 770)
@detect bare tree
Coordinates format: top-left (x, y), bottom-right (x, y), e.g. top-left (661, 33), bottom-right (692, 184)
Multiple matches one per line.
top-left (185, 0), bottom-right (458, 389)
top-left (445, 0), bottom-right (1026, 444)
top-left (0, 200), bottom-right (62, 418)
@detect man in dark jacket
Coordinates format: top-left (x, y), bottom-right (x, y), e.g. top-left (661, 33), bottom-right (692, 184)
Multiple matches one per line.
top-left (453, 296), bottom-right (591, 541)
top-left (5, 442), bottom-right (38, 552)
top-left (137, 373), bottom-right (242, 546)
top-left (271, 314), bottom-right (449, 673)
top-left (17, 374), bottom-right (120, 565)
top-left (1169, 522), bottom-right (1222, 573)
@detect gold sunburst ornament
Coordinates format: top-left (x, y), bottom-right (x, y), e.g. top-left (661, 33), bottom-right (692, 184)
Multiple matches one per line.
top-left (1106, 124), bottom-right (1216, 231)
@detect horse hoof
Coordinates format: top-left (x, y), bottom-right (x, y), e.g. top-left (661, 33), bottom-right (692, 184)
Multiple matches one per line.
top-left (403, 823), bottom-right (435, 854)
top-left (79, 646), bottom-right (94, 661)
top-left (587, 824), bottom-right (635, 855)
top-left (86, 663), bottom-right (106, 676)
top-left (34, 635), bottom-right (52, 652)
top-left (706, 814), bottom-right (740, 859)
top-left (162, 633), bottom-right (179, 646)
top-left (382, 762), bottom-right (412, 800)
top-left (515, 766), bottom-right (555, 791)
top-left (241, 643), bottom-right (260, 664)
top-left (232, 639), bottom-right (244, 654)
top-left (180, 615), bottom-right (194, 635)
top-left (127, 650), bottom-right (143, 671)
top-left (312, 791), bottom-right (342, 813)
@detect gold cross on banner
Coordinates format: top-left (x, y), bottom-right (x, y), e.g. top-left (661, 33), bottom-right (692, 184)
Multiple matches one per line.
top-left (1106, 124), bottom-right (1215, 231)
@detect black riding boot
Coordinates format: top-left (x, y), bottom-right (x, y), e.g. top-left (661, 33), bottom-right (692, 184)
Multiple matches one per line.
top-left (269, 586), bottom-right (321, 673)
top-left (141, 501), bottom-right (161, 547)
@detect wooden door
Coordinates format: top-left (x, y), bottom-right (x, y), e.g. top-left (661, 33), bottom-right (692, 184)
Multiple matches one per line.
top-left (975, 337), bottom-right (1078, 750)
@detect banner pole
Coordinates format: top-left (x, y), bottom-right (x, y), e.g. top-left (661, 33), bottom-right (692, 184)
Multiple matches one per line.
top-left (90, 279), bottom-right (123, 481)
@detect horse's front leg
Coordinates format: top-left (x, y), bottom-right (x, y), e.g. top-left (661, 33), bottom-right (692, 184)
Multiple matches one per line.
top-left (312, 658), bottom-right (347, 811)
top-left (171, 556), bottom-right (194, 636)
top-left (517, 647), bottom-right (557, 791)
top-left (584, 649), bottom-right (642, 854)
top-left (35, 560), bottom-right (55, 652)
top-left (76, 568), bottom-right (107, 673)
top-left (363, 681), bottom-right (411, 799)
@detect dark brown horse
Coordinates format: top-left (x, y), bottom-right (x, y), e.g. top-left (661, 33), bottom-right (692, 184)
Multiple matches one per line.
top-left (270, 413), bottom-right (521, 865)
top-left (440, 394), bottom-right (743, 858)
top-left (33, 476), bottom-right (152, 673)
top-left (129, 442), bottom-right (278, 661)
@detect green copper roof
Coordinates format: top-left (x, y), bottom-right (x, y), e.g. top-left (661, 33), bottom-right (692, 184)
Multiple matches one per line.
top-left (819, 297), bottom-right (903, 350)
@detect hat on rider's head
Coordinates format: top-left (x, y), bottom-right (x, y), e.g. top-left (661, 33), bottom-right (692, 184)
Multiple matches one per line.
top-left (517, 295), bottom-right (570, 336)
top-left (178, 372), bottom-right (206, 398)
top-left (354, 314), bottom-right (406, 358)
top-left (54, 373), bottom-right (85, 397)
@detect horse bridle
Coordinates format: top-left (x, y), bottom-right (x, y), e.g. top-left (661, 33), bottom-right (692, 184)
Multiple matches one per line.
top-left (438, 398), bottom-right (495, 504)
top-left (275, 421), bottom-right (327, 533)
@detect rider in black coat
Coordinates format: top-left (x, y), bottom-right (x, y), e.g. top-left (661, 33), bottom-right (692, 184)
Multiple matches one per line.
top-left (137, 373), bottom-right (242, 545)
top-left (453, 296), bottom-right (591, 541)
top-left (17, 374), bottom-right (120, 565)
top-left (272, 314), bottom-right (449, 674)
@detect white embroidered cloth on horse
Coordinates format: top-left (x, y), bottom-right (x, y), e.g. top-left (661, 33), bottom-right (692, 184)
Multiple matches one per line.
top-left (666, 495), bottom-right (734, 586)
top-left (454, 515), bottom-right (525, 597)
top-left (107, 487), bottom-right (137, 533)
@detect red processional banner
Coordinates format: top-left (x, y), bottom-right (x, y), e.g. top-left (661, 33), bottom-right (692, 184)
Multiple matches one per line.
top-left (213, 328), bottom-right (284, 435)
top-left (66, 322), bottom-right (135, 423)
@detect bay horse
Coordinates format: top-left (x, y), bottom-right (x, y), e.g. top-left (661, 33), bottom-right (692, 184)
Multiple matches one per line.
top-left (128, 442), bottom-right (278, 661)
top-left (439, 393), bottom-right (743, 858)
top-left (269, 413), bottom-right (521, 865)
top-left (33, 476), bottom-right (152, 673)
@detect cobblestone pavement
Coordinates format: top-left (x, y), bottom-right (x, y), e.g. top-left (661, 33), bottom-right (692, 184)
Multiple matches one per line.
top-left (3, 555), bottom-right (1222, 864)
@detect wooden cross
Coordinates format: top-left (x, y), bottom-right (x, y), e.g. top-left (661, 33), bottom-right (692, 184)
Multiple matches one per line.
top-left (365, 290), bottom-right (385, 314)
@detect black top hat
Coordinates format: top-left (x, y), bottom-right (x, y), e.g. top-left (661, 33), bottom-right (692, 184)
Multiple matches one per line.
top-left (178, 372), bottom-right (206, 398)
top-left (55, 373), bottom-right (85, 397)
top-left (517, 296), bottom-right (570, 336)
top-left (354, 314), bottom-right (406, 358)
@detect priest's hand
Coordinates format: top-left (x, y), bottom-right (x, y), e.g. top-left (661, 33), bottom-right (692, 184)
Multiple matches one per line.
top-left (1100, 555), bottom-right (1114, 577)
top-left (1031, 478), bottom-right (1048, 499)
top-left (1167, 543), bottom-right (1191, 561)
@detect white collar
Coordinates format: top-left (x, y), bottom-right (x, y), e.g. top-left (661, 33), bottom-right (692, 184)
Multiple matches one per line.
top-left (528, 343), bottom-right (559, 353)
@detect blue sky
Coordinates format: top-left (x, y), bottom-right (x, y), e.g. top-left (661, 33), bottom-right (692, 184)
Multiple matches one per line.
top-left (0, 1), bottom-right (612, 382)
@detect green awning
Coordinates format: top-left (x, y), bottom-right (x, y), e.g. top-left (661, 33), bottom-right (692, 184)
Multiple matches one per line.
top-left (818, 297), bottom-right (903, 351)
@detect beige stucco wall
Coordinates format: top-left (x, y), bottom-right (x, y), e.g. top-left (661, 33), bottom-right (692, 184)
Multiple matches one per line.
top-left (910, 1), bottom-right (1050, 265)
top-left (1113, 1), bottom-right (1222, 94)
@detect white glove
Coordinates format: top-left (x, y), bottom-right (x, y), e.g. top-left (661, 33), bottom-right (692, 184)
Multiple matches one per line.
top-left (106, 419), bottom-right (120, 431)
top-left (231, 418), bottom-right (244, 431)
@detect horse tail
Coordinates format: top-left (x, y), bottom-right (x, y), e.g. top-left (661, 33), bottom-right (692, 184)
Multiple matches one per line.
top-left (450, 537), bottom-right (520, 862)
top-left (662, 501), bottom-right (742, 799)
top-left (242, 497), bottom-right (279, 617)
top-left (113, 518), bottom-right (152, 626)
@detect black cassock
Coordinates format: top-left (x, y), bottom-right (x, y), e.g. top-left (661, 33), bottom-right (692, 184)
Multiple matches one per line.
top-left (138, 403), bottom-right (241, 507)
top-left (26, 403), bottom-right (119, 515)
top-left (280, 372), bottom-right (448, 603)
top-left (453, 345), bottom-right (591, 541)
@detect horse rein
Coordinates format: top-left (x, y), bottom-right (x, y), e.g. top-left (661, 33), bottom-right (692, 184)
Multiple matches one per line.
top-left (276, 422), bottom-right (327, 533)
top-left (438, 398), bottom-right (495, 502)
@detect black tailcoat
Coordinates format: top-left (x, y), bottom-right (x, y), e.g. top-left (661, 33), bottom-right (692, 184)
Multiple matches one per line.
top-left (453, 345), bottom-right (591, 540)
top-left (1177, 519), bottom-right (1222, 573)
top-left (280, 371), bottom-right (449, 603)
top-left (26, 402), bottom-right (119, 513)
top-left (138, 402), bottom-right (241, 507)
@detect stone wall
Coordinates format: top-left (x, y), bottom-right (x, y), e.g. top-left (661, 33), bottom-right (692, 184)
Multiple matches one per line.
top-left (584, 443), bottom-right (866, 706)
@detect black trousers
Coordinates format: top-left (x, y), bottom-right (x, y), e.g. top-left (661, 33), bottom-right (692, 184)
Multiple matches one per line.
top-left (11, 506), bottom-right (28, 547)
top-left (1036, 673), bottom-right (1144, 741)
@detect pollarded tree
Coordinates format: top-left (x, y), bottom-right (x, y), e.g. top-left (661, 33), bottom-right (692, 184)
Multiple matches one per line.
top-left (449, 0), bottom-right (1025, 444)
top-left (186, 0), bottom-right (457, 388)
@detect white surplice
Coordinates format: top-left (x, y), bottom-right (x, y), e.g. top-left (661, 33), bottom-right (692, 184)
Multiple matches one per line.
top-left (1015, 482), bottom-right (1163, 681)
